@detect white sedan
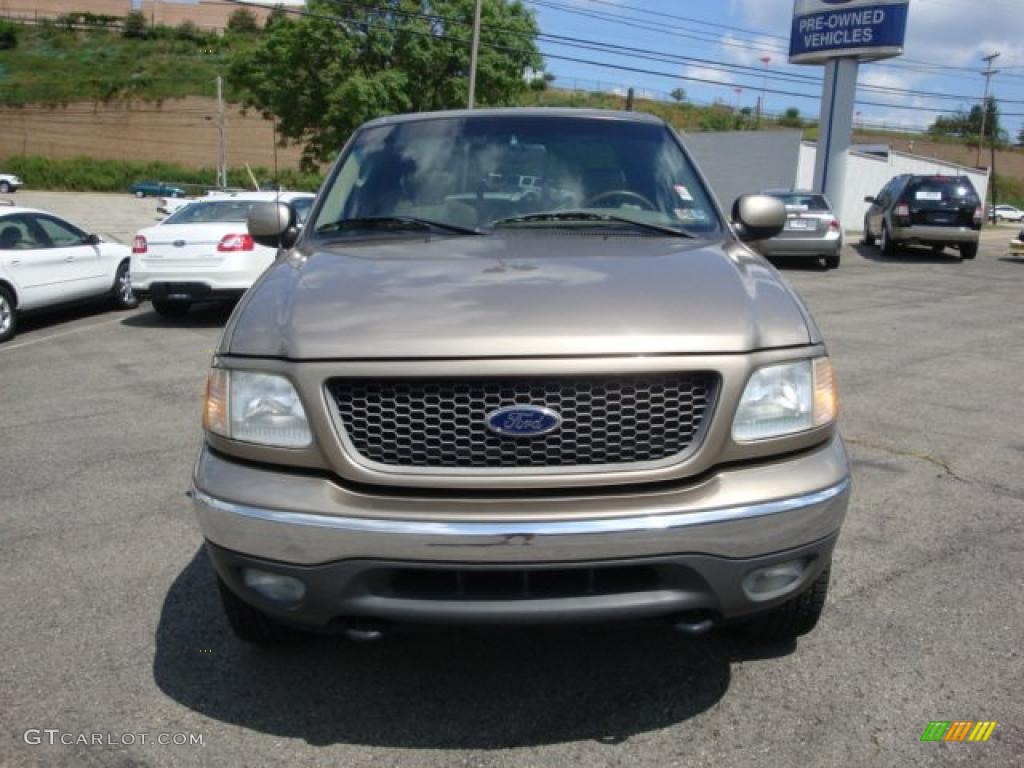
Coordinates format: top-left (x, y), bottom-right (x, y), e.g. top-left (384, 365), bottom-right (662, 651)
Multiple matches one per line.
top-left (131, 191), bottom-right (314, 318)
top-left (0, 204), bottom-right (136, 343)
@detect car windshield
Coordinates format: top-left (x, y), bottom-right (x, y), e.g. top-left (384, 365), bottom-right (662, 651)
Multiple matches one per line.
top-left (905, 178), bottom-right (978, 205)
top-left (163, 200), bottom-right (263, 225)
top-left (311, 115), bottom-right (721, 237)
top-left (773, 193), bottom-right (829, 212)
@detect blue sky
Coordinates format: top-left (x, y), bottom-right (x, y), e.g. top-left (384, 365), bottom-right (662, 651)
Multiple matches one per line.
top-left (526, 0), bottom-right (1024, 139)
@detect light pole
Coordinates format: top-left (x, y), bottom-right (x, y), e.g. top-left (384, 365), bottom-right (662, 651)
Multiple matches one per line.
top-left (759, 56), bottom-right (772, 120)
top-left (467, 0), bottom-right (483, 108)
top-left (977, 52), bottom-right (1000, 168)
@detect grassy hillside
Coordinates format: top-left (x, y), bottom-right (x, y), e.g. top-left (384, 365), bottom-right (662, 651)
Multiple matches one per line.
top-left (0, 21), bottom-right (251, 105)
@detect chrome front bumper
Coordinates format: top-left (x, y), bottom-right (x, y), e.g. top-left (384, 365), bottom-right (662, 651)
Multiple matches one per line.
top-left (192, 435), bottom-right (850, 565)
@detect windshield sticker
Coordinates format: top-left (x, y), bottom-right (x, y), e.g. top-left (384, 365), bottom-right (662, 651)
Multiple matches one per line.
top-left (916, 191), bottom-right (943, 201)
top-left (673, 185), bottom-right (694, 202)
top-left (675, 208), bottom-right (709, 223)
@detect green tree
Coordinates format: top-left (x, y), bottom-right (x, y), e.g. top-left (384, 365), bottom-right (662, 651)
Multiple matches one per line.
top-left (778, 106), bottom-right (802, 128)
top-left (227, 8), bottom-right (261, 35)
top-left (228, 0), bottom-right (542, 167)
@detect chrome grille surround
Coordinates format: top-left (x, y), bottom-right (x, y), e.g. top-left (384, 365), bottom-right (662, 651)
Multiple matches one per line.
top-left (326, 373), bottom-right (718, 471)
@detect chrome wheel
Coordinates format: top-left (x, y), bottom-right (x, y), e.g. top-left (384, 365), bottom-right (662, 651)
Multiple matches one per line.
top-left (113, 264), bottom-right (137, 309)
top-left (0, 293), bottom-right (12, 335)
top-left (119, 269), bottom-right (134, 304)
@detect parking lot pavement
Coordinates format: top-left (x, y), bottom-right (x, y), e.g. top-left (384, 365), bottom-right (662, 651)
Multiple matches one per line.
top-left (2, 225), bottom-right (1022, 767)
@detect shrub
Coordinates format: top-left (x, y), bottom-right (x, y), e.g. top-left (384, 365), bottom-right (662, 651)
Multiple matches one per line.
top-left (0, 155), bottom-right (322, 194)
top-left (0, 20), bottom-right (19, 50)
top-left (175, 20), bottom-right (201, 41)
top-left (227, 8), bottom-right (260, 35)
top-left (122, 11), bottom-right (148, 39)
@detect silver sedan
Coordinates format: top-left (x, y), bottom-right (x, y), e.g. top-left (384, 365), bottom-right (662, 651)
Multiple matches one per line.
top-left (753, 190), bottom-right (843, 269)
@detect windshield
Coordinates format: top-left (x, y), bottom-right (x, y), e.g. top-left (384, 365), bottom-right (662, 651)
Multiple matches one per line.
top-left (773, 193), bottom-right (830, 212)
top-left (311, 116), bottom-right (721, 237)
top-left (164, 200), bottom-right (262, 225)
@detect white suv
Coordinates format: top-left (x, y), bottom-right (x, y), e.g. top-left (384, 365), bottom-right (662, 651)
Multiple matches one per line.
top-left (130, 191), bottom-right (314, 317)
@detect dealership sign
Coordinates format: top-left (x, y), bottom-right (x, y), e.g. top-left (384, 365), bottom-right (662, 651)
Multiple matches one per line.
top-left (789, 0), bottom-right (910, 65)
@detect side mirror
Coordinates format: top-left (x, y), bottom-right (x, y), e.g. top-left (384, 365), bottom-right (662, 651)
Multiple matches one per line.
top-left (731, 195), bottom-right (786, 242)
top-left (85, 233), bottom-right (102, 246)
top-left (864, 196), bottom-right (876, 204)
top-left (247, 202), bottom-right (299, 250)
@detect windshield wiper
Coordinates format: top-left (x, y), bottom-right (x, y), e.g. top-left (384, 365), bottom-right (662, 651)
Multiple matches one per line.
top-left (491, 210), bottom-right (695, 238)
top-left (316, 216), bottom-right (482, 236)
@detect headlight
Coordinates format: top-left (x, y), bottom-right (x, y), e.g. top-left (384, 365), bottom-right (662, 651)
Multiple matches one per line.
top-left (732, 357), bottom-right (836, 442)
top-left (204, 369), bottom-right (312, 448)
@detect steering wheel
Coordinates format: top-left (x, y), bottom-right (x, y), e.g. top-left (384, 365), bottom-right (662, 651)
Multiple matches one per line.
top-left (583, 189), bottom-right (657, 211)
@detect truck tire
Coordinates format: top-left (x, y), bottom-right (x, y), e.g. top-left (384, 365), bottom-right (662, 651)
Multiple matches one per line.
top-left (960, 243), bottom-right (978, 260)
top-left (217, 576), bottom-right (292, 644)
top-left (0, 181), bottom-right (11, 194)
top-left (740, 564), bottom-right (831, 643)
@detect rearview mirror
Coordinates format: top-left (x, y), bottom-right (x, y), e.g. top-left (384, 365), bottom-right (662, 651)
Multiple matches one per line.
top-left (85, 233), bottom-right (102, 246)
top-left (864, 196), bottom-right (875, 204)
top-left (731, 195), bottom-right (786, 242)
top-left (247, 202), bottom-right (299, 250)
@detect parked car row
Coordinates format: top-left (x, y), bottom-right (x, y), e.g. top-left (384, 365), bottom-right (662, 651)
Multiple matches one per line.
top-left (0, 191), bottom-right (315, 343)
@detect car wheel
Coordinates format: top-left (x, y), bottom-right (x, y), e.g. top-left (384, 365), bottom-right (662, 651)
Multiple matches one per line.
top-left (960, 242), bottom-right (978, 260)
top-left (825, 252), bottom-right (840, 269)
top-left (862, 218), bottom-right (875, 246)
top-left (0, 285), bottom-right (17, 343)
top-left (0, 181), bottom-right (10, 194)
top-left (134, 190), bottom-right (145, 199)
top-left (880, 223), bottom-right (897, 257)
top-left (111, 261), bottom-right (139, 310)
top-left (152, 299), bottom-right (191, 318)
top-left (739, 563), bottom-right (831, 643)
top-left (217, 575), bottom-right (293, 644)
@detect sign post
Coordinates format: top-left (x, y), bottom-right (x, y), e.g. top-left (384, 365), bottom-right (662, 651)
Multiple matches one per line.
top-left (789, 0), bottom-right (911, 219)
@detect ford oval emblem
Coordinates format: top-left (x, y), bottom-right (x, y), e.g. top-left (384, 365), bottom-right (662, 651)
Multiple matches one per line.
top-left (485, 405), bottom-right (562, 437)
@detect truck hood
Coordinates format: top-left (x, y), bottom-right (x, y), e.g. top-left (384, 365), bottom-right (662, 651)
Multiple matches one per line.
top-left (225, 233), bottom-right (813, 359)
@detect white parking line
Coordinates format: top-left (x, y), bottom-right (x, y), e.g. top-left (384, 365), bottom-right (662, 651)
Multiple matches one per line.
top-left (0, 315), bottom-right (127, 353)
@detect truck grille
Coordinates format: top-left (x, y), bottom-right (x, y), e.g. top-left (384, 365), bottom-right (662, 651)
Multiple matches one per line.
top-left (326, 373), bottom-right (717, 469)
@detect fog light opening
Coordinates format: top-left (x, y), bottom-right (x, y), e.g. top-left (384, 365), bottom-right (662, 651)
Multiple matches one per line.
top-left (742, 560), bottom-right (807, 602)
top-left (242, 568), bottom-right (306, 603)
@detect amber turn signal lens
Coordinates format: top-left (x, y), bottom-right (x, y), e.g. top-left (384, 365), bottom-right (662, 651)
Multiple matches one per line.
top-left (203, 368), bottom-right (230, 438)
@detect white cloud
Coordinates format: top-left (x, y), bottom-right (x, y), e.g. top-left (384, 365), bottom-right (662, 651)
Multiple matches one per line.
top-left (684, 65), bottom-right (735, 87)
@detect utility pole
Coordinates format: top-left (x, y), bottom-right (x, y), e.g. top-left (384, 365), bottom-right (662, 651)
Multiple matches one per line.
top-left (216, 75), bottom-right (227, 189)
top-left (467, 0), bottom-right (482, 108)
top-left (977, 52), bottom-right (999, 167)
